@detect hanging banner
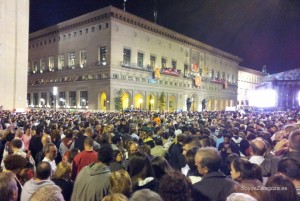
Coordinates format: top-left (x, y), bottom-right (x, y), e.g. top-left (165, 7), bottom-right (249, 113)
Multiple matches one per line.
top-left (195, 76), bottom-right (202, 87)
top-left (154, 67), bottom-right (160, 79)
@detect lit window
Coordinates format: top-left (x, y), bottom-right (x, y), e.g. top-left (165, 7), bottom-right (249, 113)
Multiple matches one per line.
top-left (40, 58), bottom-right (45, 73)
top-left (58, 55), bottom-right (64, 70)
top-left (99, 46), bottom-right (107, 65)
top-left (150, 55), bottom-right (156, 67)
top-left (80, 50), bottom-right (87, 68)
top-left (137, 52), bottom-right (144, 67)
top-left (49, 57), bottom-right (54, 72)
top-left (123, 48), bottom-right (131, 66)
top-left (161, 58), bottom-right (166, 68)
top-left (69, 52), bottom-right (75, 69)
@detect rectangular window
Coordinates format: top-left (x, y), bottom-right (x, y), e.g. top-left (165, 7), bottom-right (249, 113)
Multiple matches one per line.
top-left (33, 93), bottom-right (38, 106)
top-left (80, 50), bottom-right (87, 68)
top-left (184, 64), bottom-right (188, 75)
top-left (227, 73), bottom-right (230, 82)
top-left (99, 46), bottom-right (107, 65)
top-left (232, 75), bottom-right (235, 83)
top-left (58, 55), bottom-right (64, 70)
top-left (49, 57), bottom-right (54, 72)
top-left (137, 52), bottom-right (144, 67)
top-left (161, 57), bottom-right (166, 68)
top-left (150, 55), bottom-right (156, 67)
top-left (217, 71), bottom-right (220, 79)
top-left (123, 48), bottom-right (131, 66)
top-left (59, 92), bottom-right (66, 106)
top-left (40, 58), bottom-right (45, 73)
top-left (171, 60), bottom-right (177, 69)
top-left (27, 94), bottom-right (31, 106)
top-left (32, 60), bottom-right (38, 73)
top-left (222, 72), bottom-right (226, 80)
top-left (80, 91), bottom-right (88, 107)
top-left (69, 91), bottom-right (76, 106)
top-left (40, 92), bottom-right (47, 106)
top-left (69, 52), bottom-right (75, 69)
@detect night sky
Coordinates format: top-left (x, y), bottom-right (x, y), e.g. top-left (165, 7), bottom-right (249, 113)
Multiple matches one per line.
top-left (30, 0), bottom-right (300, 74)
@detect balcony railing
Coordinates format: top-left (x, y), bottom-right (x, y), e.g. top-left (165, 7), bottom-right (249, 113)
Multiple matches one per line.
top-left (120, 61), bottom-right (154, 72)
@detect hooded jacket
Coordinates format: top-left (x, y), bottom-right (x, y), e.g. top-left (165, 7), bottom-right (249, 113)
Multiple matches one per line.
top-left (21, 179), bottom-right (55, 201)
top-left (71, 162), bottom-right (111, 201)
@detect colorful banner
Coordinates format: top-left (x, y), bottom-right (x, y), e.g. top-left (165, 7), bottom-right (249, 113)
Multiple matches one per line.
top-left (154, 67), bottom-right (160, 79)
top-left (195, 76), bottom-right (202, 87)
top-left (191, 63), bottom-right (199, 73)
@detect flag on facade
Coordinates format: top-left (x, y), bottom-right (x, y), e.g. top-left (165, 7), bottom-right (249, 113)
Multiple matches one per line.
top-left (195, 75), bottom-right (202, 87)
top-left (154, 67), bottom-right (160, 79)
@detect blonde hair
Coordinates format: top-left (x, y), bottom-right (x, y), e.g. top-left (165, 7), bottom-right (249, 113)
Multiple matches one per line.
top-left (101, 194), bottom-right (128, 201)
top-left (52, 161), bottom-right (71, 179)
top-left (109, 170), bottom-right (132, 197)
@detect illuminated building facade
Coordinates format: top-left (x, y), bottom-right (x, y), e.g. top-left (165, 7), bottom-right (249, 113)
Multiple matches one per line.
top-left (237, 66), bottom-right (266, 106)
top-left (27, 6), bottom-right (241, 111)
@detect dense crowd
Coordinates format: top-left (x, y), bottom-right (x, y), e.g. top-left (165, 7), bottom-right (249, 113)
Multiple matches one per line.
top-left (0, 109), bottom-right (300, 201)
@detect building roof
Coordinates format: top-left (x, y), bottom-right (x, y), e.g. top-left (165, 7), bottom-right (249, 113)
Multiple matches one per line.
top-left (238, 66), bottom-right (266, 76)
top-left (263, 68), bottom-right (300, 81)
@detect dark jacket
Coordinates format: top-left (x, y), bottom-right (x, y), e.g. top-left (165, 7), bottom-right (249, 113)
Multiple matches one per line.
top-left (52, 179), bottom-right (73, 201)
top-left (192, 172), bottom-right (237, 201)
top-left (73, 134), bottom-right (87, 152)
top-left (168, 143), bottom-right (184, 170)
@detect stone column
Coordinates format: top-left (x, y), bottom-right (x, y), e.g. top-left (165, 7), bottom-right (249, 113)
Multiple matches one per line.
top-left (0, 0), bottom-right (29, 111)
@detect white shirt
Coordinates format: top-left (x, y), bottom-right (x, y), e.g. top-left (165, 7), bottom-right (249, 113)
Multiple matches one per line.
top-left (42, 157), bottom-right (57, 173)
top-left (249, 155), bottom-right (265, 165)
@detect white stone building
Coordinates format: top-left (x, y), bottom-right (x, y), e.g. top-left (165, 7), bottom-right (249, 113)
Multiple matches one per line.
top-left (237, 66), bottom-right (266, 106)
top-left (27, 6), bottom-right (241, 111)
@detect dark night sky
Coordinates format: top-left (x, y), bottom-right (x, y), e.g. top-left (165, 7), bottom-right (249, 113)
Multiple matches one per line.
top-left (30, 0), bottom-right (300, 74)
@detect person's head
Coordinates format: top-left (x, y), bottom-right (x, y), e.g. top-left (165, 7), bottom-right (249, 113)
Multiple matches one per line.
top-left (277, 158), bottom-right (300, 181)
top-left (151, 156), bottom-right (174, 180)
top-left (185, 147), bottom-right (200, 172)
top-left (98, 144), bottom-right (113, 165)
top-left (249, 138), bottom-right (266, 156)
top-left (223, 133), bottom-right (232, 144)
top-left (128, 142), bottom-right (139, 156)
top-left (230, 158), bottom-right (262, 182)
top-left (83, 136), bottom-right (94, 151)
top-left (29, 185), bottom-right (64, 201)
top-left (4, 154), bottom-right (28, 174)
top-left (52, 161), bottom-right (71, 180)
top-left (10, 139), bottom-right (23, 150)
top-left (43, 143), bottom-right (57, 161)
top-left (109, 170), bottom-right (132, 197)
top-left (129, 151), bottom-right (154, 185)
top-left (226, 193), bottom-right (257, 201)
top-left (288, 129), bottom-right (300, 152)
top-left (130, 189), bottom-right (163, 201)
top-left (36, 162), bottom-right (52, 180)
top-left (0, 171), bottom-right (18, 201)
top-left (182, 136), bottom-right (201, 155)
top-left (159, 171), bottom-right (192, 201)
top-left (195, 147), bottom-right (221, 175)
top-left (102, 194), bottom-right (128, 201)
top-left (265, 174), bottom-right (298, 201)
top-left (68, 148), bottom-right (80, 163)
top-left (84, 127), bottom-right (93, 136)
top-left (41, 134), bottom-right (51, 146)
top-left (113, 150), bottom-right (124, 163)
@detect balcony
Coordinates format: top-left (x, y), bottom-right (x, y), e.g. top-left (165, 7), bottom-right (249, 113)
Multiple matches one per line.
top-left (120, 61), bottom-right (154, 72)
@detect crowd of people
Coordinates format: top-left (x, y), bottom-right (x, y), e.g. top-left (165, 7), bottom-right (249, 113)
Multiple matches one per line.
top-left (0, 108), bottom-right (300, 201)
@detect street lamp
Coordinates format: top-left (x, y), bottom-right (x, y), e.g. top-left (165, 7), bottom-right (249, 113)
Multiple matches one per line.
top-left (138, 98), bottom-right (143, 110)
top-left (53, 86), bottom-right (58, 111)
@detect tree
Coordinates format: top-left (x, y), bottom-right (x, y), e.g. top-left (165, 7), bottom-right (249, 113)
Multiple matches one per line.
top-left (114, 89), bottom-right (124, 111)
top-left (158, 92), bottom-right (166, 111)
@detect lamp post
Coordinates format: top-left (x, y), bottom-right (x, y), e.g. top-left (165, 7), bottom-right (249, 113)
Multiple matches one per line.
top-left (138, 98), bottom-right (143, 110)
top-left (53, 86), bottom-right (58, 111)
